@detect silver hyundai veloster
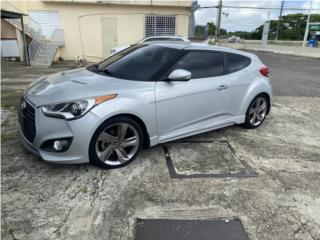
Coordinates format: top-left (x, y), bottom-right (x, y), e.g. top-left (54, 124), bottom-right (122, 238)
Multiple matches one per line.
top-left (19, 42), bottom-right (272, 168)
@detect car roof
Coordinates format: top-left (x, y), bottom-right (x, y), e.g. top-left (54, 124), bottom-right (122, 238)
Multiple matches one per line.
top-left (144, 35), bottom-right (187, 39)
top-left (144, 42), bottom-right (256, 58)
top-left (142, 36), bottom-right (191, 43)
top-left (142, 41), bottom-right (190, 49)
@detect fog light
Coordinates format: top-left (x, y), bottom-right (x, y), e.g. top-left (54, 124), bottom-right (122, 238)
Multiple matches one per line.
top-left (40, 138), bottom-right (73, 152)
top-left (53, 141), bottom-right (62, 151)
top-left (53, 140), bottom-right (69, 152)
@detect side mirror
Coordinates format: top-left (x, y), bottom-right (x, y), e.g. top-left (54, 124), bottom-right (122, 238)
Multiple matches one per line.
top-left (168, 69), bottom-right (191, 81)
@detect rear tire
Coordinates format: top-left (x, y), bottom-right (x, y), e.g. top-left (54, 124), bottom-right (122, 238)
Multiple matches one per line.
top-left (243, 94), bottom-right (269, 129)
top-left (89, 116), bottom-right (144, 169)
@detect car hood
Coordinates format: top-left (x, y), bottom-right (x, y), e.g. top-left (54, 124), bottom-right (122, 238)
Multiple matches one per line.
top-left (25, 67), bottom-right (152, 107)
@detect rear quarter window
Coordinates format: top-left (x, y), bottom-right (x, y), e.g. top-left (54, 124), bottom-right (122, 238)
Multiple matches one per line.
top-left (170, 50), bottom-right (224, 79)
top-left (226, 53), bottom-right (251, 73)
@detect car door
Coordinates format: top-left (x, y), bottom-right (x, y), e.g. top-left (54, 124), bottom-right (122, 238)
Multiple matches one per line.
top-left (155, 50), bottom-right (230, 141)
top-left (224, 52), bottom-right (252, 116)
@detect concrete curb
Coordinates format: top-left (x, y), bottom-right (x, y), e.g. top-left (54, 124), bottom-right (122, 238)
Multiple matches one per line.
top-left (214, 42), bottom-right (320, 58)
top-left (243, 46), bottom-right (320, 59)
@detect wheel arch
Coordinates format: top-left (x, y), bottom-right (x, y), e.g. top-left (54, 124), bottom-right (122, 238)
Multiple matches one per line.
top-left (259, 92), bottom-right (271, 114)
top-left (244, 91), bottom-right (271, 115)
top-left (99, 113), bottom-right (150, 149)
top-left (241, 77), bottom-right (272, 116)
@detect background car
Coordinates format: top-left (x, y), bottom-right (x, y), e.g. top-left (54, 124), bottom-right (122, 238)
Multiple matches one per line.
top-left (227, 35), bottom-right (244, 43)
top-left (20, 42), bottom-right (272, 169)
top-left (110, 35), bottom-right (191, 55)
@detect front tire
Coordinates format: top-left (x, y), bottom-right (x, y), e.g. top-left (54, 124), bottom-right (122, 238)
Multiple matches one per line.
top-left (243, 94), bottom-right (269, 129)
top-left (89, 116), bottom-right (144, 169)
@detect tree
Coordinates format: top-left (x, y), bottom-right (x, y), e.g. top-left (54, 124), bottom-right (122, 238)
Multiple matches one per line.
top-left (251, 13), bottom-right (320, 40)
top-left (220, 28), bottom-right (227, 35)
top-left (207, 21), bottom-right (216, 36)
top-left (206, 21), bottom-right (227, 36)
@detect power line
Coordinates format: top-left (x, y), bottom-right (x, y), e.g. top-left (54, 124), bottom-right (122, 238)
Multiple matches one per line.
top-left (199, 0), bottom-right (307, 1)
top-left (198, 0), bottom-right (317, 3)
top-left (198, 5), bottom-right (320, 10)
top-left (198, 8), bottom-right (314, 11)
top-left (224, 5), bottom-right (320, 10)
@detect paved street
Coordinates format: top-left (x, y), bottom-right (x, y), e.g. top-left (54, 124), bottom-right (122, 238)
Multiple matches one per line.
top-left (1, 52), bottom-right (320, 240)
top-left (247, 50), bottom-right (320, 97)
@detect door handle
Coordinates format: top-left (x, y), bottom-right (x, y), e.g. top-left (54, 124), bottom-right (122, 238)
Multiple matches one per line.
top-left (217, 85), bottom-right (229, 90)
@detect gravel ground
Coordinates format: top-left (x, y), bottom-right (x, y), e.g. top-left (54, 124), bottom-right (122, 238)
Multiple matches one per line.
top-left (1, 53), bottom-right (320, 240)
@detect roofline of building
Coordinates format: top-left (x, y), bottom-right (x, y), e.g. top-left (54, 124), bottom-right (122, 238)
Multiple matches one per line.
top-left (41, 0), bottom-right (192, 8)
top-left (0, 9), bottom-right (27, 19)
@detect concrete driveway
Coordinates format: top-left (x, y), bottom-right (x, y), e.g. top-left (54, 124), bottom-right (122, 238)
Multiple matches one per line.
top-left (1, 53), bottom-right (320, 240)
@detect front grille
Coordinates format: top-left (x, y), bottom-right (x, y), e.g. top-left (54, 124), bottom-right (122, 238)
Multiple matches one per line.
top-left (19, 98), bottom-right (36, 143)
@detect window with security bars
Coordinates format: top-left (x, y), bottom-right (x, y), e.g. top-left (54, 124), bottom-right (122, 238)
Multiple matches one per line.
top-left (145, 15), bottom-right (176, 37)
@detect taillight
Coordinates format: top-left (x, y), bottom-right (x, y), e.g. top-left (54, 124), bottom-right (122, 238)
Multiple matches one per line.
top-left (259, 65), bottom-right (269, 77)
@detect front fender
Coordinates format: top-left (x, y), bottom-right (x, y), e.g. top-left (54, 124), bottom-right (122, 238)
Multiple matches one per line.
top-left (90, 97), bottom-right (158, 144)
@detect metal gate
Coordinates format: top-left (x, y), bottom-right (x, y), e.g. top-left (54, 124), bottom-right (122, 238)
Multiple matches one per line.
top-left (145, 15), bottom-right (176, 37)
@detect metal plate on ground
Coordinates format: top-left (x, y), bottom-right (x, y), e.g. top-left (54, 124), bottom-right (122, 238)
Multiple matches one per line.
top-left (135, 219), bottom-right (249, 240)
top-left (163, 141), bottom-right (256, 178)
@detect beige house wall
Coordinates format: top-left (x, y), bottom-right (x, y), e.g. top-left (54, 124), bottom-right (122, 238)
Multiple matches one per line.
top-left (41, 0), bottom-right (192, 7)
top-left (7, 1), bottom-right (190, 62)
top-left (1, 19), bottom-right (17, 39)
top-left (0, 19), bottom-right (26, 60)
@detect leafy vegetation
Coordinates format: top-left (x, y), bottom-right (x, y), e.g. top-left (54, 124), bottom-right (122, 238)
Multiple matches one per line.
top-left (207, 21), bottom-right (227, 36)
top-left (205, 13), bottom-right (320, 40)
top-left (251, 13), bottom-right (320, 40)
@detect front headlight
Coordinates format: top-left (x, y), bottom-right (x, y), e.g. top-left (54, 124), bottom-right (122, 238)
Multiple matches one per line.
top-left (41, 94), bottom-right (117, 120)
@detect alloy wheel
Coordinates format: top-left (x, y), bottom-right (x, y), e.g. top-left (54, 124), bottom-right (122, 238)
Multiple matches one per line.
top-left (95, 123), bottom-right (140, 166)
top-left (249, 97), bottom-right (267, 126)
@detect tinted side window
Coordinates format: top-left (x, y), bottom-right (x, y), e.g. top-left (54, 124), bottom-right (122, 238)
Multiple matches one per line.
top-left (169, 38), bottom-right (184, 42)
top-left (226, 53), bottom-right (251, 73)
top-left (171, 51), bottom-right (224, 79)
top-left (98, 45), bottom-right (179, 81)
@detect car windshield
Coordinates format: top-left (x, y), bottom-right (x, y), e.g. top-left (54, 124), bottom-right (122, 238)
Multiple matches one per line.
top-left (91, 45), bottom-right (180, 81)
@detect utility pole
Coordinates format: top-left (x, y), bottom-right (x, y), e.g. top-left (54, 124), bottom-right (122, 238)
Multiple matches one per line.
top-left (189, 0), bottom-right (200, 38)
top-left (215, 0), bottom-right (222, 44)
top-left (302, 0), bottom-right (313, 47)
top-left (275, 0), bottom-right (284, 40)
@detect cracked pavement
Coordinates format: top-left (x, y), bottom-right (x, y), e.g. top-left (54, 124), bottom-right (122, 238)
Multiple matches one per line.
top-left (1, 53), bottom-right (320, 240)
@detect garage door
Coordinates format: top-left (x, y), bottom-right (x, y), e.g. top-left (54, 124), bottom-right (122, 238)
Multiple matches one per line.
top-left (29, 11), bottom-right (60, 38)
top-left (1, 40), bottom-right (20, 57)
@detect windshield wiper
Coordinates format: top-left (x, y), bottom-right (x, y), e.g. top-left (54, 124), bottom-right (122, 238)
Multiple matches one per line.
top-left (103, 68), bottom-right (114, 76)
top-left (87, 64), bottom-right (113, 76)
top-left (86, 63), bottom-right (98, 72)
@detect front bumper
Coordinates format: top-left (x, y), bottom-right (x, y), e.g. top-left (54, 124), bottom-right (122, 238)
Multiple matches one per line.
top-left (19, 98), bottom-right (101, 164)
